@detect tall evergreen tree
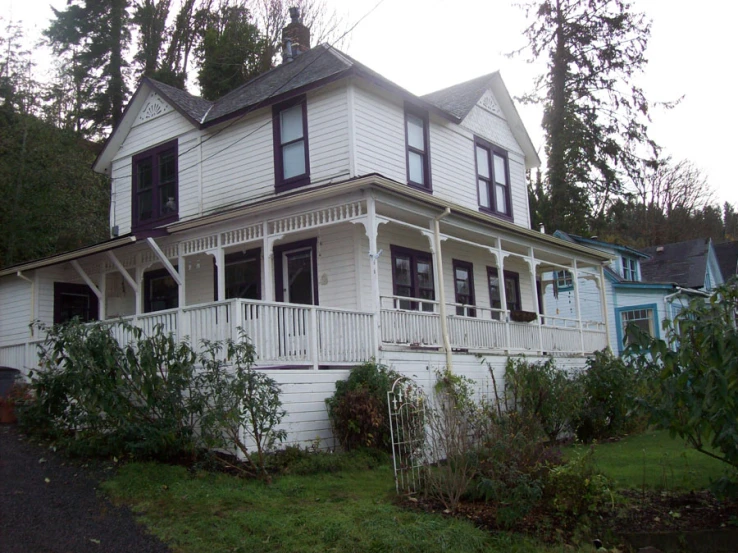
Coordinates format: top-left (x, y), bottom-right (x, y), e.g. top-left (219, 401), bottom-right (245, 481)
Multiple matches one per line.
top-left (45, 0), bottom-right (131, 135)
top-left (519, 0), bottom-right (657, 235)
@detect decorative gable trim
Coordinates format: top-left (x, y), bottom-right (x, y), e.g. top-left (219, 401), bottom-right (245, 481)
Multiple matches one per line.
top-left (478, 90), bottom-right (504, 119)
top-left (135, 91), bottom-right (172, 125)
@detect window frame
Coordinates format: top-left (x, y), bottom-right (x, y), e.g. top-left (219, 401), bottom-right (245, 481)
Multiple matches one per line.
top-left (131, 139), bottom-right (179, 232)
top-left (215, 248), bottom-right (262, 301)
top-left (144, 267), bottom-right (179, 313)
top-left (53, 282), bottom-right (98, 325)
top-left (487, 267), bottom-right (521, 315)
top-left (555, 269), bottom-right (574, 292)
top-left (390, 245), bottom-right (435, 311)
top-left (274, 238), bottom-right (319, 305)
top-left (404, 104), bottom-right (432, 192)
top-left (615, 303), bottom-right (659, 353)
top-left (621, 256), bottom-right (638, 281)
top-left (474, 137), bottom-right (512, 220)
top-left (273, 95), bottom-right (310, 193)
top-left (452, 259), bottom-right (476, 317)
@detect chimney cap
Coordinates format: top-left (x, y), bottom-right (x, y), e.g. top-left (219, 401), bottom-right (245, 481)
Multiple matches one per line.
top-left (289, 7), bottom-right (300, 23)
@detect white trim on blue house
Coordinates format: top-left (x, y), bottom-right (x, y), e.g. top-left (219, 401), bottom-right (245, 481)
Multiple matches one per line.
top-left (614, 302), bottom-right (660, 354)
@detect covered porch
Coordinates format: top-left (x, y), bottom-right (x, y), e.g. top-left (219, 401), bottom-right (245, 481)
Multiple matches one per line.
top-left (0, 181), bottom-right (611, 372)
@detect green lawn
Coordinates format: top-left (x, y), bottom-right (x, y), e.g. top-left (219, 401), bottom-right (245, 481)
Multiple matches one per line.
top-left (102, 460), bottom-right (589, 553)
top-left (571, 429), bottom-right (730, 491)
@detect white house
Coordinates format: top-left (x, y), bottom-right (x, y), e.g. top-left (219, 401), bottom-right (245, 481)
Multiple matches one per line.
top-left (0, 13), bottom-right (611, 445)
top-left (544, 232), bottom-right (720, 354)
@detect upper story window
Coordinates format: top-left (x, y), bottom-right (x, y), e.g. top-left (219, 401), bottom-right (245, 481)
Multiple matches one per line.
top-left (555, 270), bottom-right (573, 292)
top-left (132, 140), bottom-right (178, 231)
top-left (475, 138), bottom-right (511, 219)
top-left (622, 256), bottom-right (638, 281)
top-left (391, 245), bottom-right (435, 311)
top-left (273, 96), bottom-right (310, 193)
top-left (405, 107), bottom-right (431, 191)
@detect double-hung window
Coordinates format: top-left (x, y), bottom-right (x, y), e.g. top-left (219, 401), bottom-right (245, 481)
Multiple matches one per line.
top-left (453, 260), bottom-right (476, 317)
top-left (274, 96), bottom-right (309, 192)
top-left (618, 305), bottom-right (657, 351)
top-left (405, 107), bottom-right (431, 190)
top-left (487, 267), bottom-right (521, 319)
top-left (475, 138), bottom-right (511, 218)
top-left (555, 270), bottom-right (573, 292)
top-left (621, 257), bottom-right (638, 281)
top-left (132, 140), bottom-right (178, 231)
top-left (391, 246), bottom-right (435, 311)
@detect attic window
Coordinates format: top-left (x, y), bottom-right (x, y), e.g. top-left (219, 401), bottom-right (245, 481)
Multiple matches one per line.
top-left (622, 256), bottom-right (638, 281)
top-left (273, 96), bottom-right (310, 192)
top-left (132, 140), bottom-right (179, 231)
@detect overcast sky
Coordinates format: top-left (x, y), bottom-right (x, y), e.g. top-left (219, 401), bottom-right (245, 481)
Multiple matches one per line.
top-left (10, 0), bottom-right (737, 207)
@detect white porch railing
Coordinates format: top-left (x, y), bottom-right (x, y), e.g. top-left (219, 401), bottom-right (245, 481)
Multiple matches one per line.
top-left (379, 296), bottom-right (606, 355)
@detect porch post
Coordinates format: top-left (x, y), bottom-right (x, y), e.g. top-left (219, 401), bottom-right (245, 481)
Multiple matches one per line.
top-left (497, 247), bottom-right (511, 350)
top-left (177, 252), bottom-right (187, 342)
top-left (366, 196), bottom-right (382, 354)
top-left (262, 222), bottom-right (275, 302)
top-left (99, 272), bottom-right (107, 321)
top-left (134, 264), bottom-right (143, 322)
top-left (572, 260), bottom-right (585, 354)
top-left (598, 264), bottom-right (612, 352)
top-left (527, 248), bottom-right (543, 355)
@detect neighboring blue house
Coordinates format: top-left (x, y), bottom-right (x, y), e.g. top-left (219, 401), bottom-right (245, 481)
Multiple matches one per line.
top-left (543, 233), bottom-right (722, 354)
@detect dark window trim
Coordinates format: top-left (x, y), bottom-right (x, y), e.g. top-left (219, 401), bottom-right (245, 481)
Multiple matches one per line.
top-left (390, 245), bottom-right (435, 310)
top-left (452, 259), bottom-right (476, 317)
top-left (404, 103), bottom-right (432, 192)
top-left (487, 266), bottom-right (521, 311)
top-left (273, 95), bottom-right (310, 194)
top-left (53, 282), bottom-right (98, 325)
top-left (214, 248), bottom-right (263, 301)
top-left (274, 238), bottom-right (319, 305)
top-left (144, 266), bottom-right (179, 313)
top-left (132, 139), bottom-right (179, 232)
top-left (475, 136), bottom-right (513, 222)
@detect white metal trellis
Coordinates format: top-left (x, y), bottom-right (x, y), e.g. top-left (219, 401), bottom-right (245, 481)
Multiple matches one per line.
top-left (387, 376), bottom-right (429, 495)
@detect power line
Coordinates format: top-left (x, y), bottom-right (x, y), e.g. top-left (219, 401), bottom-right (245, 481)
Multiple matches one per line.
top-left (110, 0), bottom-right (388, 184)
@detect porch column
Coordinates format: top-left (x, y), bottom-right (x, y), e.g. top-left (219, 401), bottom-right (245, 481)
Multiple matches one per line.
top-left (262, 223), bottom-right (283, 303)
top-left (497, 248), bottom-right (511, 350)
top-left (572, 260), bottom-right (584, 354)
top-left (527, 248), bottom-right (543, 355)
top-left (598, 264), bottom-right (612, 352)
top-left (177, 252), bottom-right (187, 342)
top-left (209, 245), bottom-right (226, 302)
top-left (134, 265), bottom-right (144, 321)
top-left (365, 196), bottom-right (382, 353)
top-left (98, 272), bottom-right (107, 321)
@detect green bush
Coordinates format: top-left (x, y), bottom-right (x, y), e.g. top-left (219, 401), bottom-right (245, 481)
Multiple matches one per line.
top-left (625, 282), bottom-right (738, 473)
top-left (503, 357), bottom-right (582, 441)
top-left (574, 349), bottom-right (645, 443)
top-left (325, 361), bottom-right (400, 452)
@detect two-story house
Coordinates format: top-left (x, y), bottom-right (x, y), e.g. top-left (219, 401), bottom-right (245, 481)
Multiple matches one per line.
top-left (544, 232), bottom-right (719, 354)
top-left (0, 12), bottom-right (611, 445)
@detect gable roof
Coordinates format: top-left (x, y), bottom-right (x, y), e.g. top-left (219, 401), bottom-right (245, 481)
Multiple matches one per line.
top-left (552, 231), bottom-right (649, 259)
top-left (422, 73), bottom-right (541, 169)
top-left (640, 238), bottom-right (711, 289)
top-left (146, 78), bottom-right (213, 123)
top-left (714, 240), bottom-right (738, 281)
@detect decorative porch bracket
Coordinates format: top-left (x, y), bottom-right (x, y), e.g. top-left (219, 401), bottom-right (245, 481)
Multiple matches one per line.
top-left (70, 260), bottom-right (103, 300)
top-left (146, 237), bottom-right (182, 285)
top-left (105, 251), bottom-right (139, 294)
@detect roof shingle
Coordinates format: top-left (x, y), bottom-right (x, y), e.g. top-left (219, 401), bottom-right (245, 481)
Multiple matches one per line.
top-left (640, 238), bottom-right (711, 288)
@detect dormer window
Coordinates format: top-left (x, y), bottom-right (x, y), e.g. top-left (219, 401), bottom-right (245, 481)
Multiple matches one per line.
top-left (622, 257), bottom-right (638, 281)
top-left (274, 96), bottom-right (310, 192)
top-left (475, 137), bottom-right (511, 219)
top-left (132, 140), bottom-right (178, 231)
top-left (405, 106), bottom-right (431, 190)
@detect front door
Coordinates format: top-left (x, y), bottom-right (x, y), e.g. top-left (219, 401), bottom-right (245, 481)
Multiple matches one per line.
top-left (283, 247), bottom-right (314, 305)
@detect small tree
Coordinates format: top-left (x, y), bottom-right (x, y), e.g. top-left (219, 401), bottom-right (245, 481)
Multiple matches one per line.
top-left (625, 282), bottom-right (738, 471)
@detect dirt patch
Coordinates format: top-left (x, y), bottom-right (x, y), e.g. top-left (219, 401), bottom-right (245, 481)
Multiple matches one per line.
top-left (0, 425), bottom-right (170, 553)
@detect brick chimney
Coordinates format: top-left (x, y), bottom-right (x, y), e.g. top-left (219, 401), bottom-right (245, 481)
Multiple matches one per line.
top-left (282, 7), bottom-right (311, 63)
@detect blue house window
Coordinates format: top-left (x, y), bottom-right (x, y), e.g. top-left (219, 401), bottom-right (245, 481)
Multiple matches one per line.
top-left (615, 303), bottom-right (658, 352)
top-left (555, 270), bottom-right (573, 292)
top-left (622, 257), bottom-right (638, 281)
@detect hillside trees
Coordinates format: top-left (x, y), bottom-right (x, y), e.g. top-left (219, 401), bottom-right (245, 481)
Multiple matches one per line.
top-left (519, 0), bottom-right (657, 235)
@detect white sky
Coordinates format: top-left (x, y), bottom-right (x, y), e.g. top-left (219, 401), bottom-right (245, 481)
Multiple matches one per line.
top-left (10, 0), bottom-right (738, 207)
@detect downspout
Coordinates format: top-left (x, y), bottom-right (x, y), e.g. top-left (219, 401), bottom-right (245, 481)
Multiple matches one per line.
top-left (16, 271), bottom-right (34, 337)
top-left (433, 207), bottom-right (452, 370)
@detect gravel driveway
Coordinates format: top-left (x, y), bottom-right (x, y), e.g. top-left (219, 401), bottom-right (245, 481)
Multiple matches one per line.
top-left (0, 425), bottom-right (170, 553)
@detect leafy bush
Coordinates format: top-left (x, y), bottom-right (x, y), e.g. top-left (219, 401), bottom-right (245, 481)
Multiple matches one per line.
top-left (574, 349), bottom-right (645, 442)
top-left (325, 361), bottom-right (400, 452)
top-left (503, 357), bottom-right (582, 441)
top-left (625, 282), bottom-right (738, 472)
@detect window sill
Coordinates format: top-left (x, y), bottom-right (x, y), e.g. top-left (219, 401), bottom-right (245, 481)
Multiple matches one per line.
top-left (132, 214), bottom-right (179, 235)
top-left (479, 206), bottom-right (514, 223)
top-left (407, 182), bottom-right (433, 194)
top-left (275, 175), bottom-right (311, 194)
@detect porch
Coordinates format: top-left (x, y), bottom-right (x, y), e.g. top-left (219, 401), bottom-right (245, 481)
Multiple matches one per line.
top-left (0, 183), bottom-right (611, 372)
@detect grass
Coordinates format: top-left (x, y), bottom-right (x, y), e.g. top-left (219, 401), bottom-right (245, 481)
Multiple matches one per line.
top-left (102, 458), bottom-right (591, 553)
top-left (569, 429), bottom-right (730, 491)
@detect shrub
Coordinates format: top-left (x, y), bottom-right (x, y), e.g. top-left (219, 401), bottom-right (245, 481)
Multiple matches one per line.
top-left (625, 282), bottom-right (738, 472)
top-left (574, 349), bottom-right (644, 442)
top-left (503, 357), bottom-right (582, 441)
top-left (325, 361), bottom-right (400, 452)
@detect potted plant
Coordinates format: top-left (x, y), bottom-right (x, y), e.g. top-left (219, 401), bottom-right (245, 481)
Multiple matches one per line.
top-left (509, 309), bottom-right (538, 323)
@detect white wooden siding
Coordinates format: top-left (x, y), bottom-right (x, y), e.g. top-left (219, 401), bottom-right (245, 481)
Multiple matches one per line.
top-left (0, 275), bottom-right (33, 346)
top-left (306, 87), bottom-right (350, 184)
top-left (315, 224), bottom-right (358, 310)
